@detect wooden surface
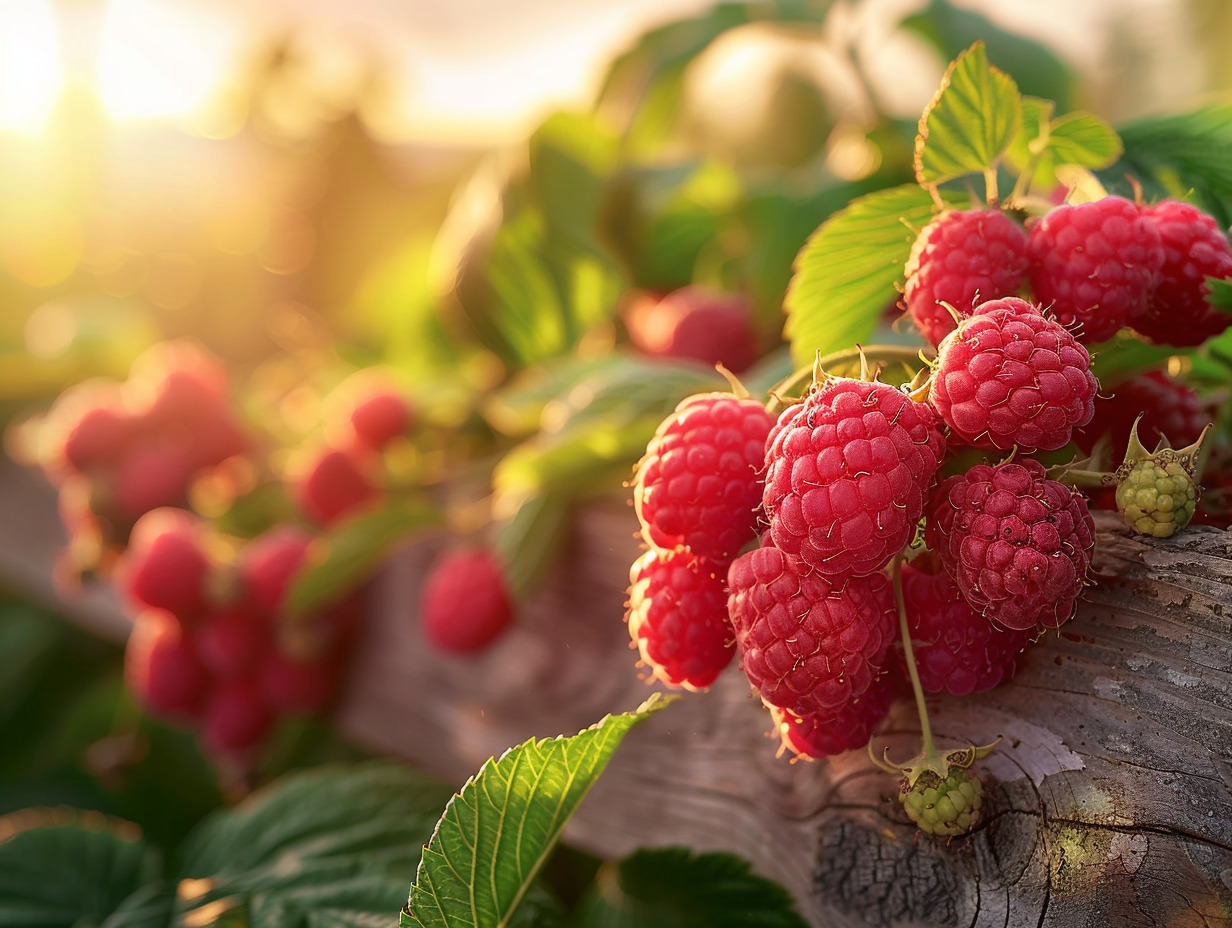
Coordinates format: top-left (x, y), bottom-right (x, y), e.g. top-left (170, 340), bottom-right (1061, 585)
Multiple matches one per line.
top-left (3, 452), bottom-right (1232, 927)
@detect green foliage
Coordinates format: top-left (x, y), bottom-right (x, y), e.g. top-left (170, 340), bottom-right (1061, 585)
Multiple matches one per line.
top-left (783, 184), bottom-right (961, 364)
top-left (1208, 277), bottom-right (1232, 314)
top-left (402, 694), bottom-right (673, 928)
top-left (914, 42), bottom-right (1020, 189)
top-left (1007, 97), bottom-right (1121, 192)
top-left (573, 847), bottom-right (809, 928)
top-left (1099, 104), bottom-right (1232, 227)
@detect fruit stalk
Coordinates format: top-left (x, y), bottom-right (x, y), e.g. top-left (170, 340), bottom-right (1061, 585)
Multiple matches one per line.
top-left (892, 552), bottom-right (935, 758)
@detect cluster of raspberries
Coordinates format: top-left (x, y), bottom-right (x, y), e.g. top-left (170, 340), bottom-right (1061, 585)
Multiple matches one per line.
top-left (901, 196), bottom-right (1232, 349)
top-left (628, 294), bottom-right (1104, 761)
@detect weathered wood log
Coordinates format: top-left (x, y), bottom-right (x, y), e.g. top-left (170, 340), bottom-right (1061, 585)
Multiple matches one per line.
top-left (3, 452), bottom-right (1231, 927)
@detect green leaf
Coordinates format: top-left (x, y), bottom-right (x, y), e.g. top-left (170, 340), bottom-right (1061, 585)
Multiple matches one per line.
top-left (784, 184), bottom-right (963, 365)
top-left (1098, 104), bottom-right (1232, 227)
top-left (403, 694), bottom-right (675, 928)
top-left (1207, 276), bottom-right (1232, 314)
top-left (493, 490), bottom-right (571, 601)
top-left (573, 847), bottom-right (809, 928)
top-left (177, 762), bottom-right (453, 928)
top-left (286, 500), bottom-right (443, 617)
top-left (1047, 111), bottom-right (1122, 169)
top-left (0, 815), bottom-right (167, 928)
top-left (914, 41), bottom-right (1021, 188)
top-left (1087, 333), bottom-right (1184, 389)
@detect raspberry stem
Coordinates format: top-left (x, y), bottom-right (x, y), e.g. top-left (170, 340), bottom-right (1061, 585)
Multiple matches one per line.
top-left (892, 552), bottom-right (935, 757)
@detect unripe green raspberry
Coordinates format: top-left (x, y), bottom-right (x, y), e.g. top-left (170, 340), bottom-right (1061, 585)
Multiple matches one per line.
top-left (1115, 459), bottom-right (1198, 538)
top-left (899, 767), bottom-right (983, 837)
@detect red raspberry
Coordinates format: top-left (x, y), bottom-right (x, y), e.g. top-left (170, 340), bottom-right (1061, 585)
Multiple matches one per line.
top-left (623, 287), bottom-right (760, 373)
top-left (762, 378), bottom-right (945, 578)
top-left (899, 559), bottom-right (1033, 696)
top-left (122, 508), bottom-right (210, 619)
top-left (901, 208), bottom-right (1029, 347)
top-left (107, 438), bottom-right (200, 529)
top-left (626, 547), bottom-right (734, 690)
top-left (1131, 199), bottom-right (1232, 346)
top-left (126, 340), bottom-right (231, 424)
top-left (634, 392), bottom-right (774, 563)
top-left (194, 607), bottom-right (270, 677)
top-left (930, 297), bottom-right (1098, 452)
top-left (59, 395), bottom-right (137, 475)
top-left (124, 609), bottom-right (210, 722)
top-left (293, 445), bottom-right (381, 527)
top-left (325, 371), bottom-right (415, 451)
top-left (767, 675), bottom-right (895, 760)
top-left (421, 548), bottom-right (513, 653)
top-left (1026, 195), bottom-right (1164, 343)
top-left (259, 649), bottom-right (342, 714)
top-left (240, 526), bottom-right (314, 615)
top-left (201, 678), bottom-right (275, 754)
top-left (727, 541), bottom-right (897, 717)
top-left (1076, 371), bottom-right (1212, 463)
top-left (925, 459), bottom-right (1095, 631)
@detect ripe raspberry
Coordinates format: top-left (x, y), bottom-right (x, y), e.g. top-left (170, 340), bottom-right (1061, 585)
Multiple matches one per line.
top-left (259, 649), bottom-right (342, 714)
top-left (240, 526), bottom-right (314, 615)
top-left (634, 392), bottom-right (774, 563)
top-left (899, 559), bottom-right (1032, 696)
top-left (124, 609), bottom-right (210, 722)
top-left (421, 548), bottom-right (513, 654)
top-left (926, 459), bottom-right (1095, 631)
top-left (899, 766), bottom-right (982, 837)
top-left (325, 371), bottom-right (415, 451)
top-left (293, 445), bottom-right (381, 527)
top-left (930, 297), bottom-right (1097, 452)
top-left (1131, 199), bottom-right (1232, 346)
top-left (194, 607), bottom-right (270, 677)
top-left (623, 287), bottom-right (760, 373)
top-left (626, 547), bottom-right (734, 690)
top-left (122, 508), bottom-right (210, 619)
top-left (1026, 195), bottom-right (1164, 343)
top-left (1076, 371), bottom-right (1211, 463)
top-left (60, 399), bottom-right (137, 475)
top-left (762, 378), bottom-right (945, 578)
top-left (767, 675), bottom-right (894, 760)
top-left (126, 340), bottom-right (231, 424)
top-left (1116, 458), bottom-right (1199, 538)
top-left (201, 678), bottom-right (275, 754)
top-left (901, 208), bottom-right (1029, 347)
top-left (727, 541), bottom-right (897, 717)
top-left (108, 439), bottom-right (200, 529)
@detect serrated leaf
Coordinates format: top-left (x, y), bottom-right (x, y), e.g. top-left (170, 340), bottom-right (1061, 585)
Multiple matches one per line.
top-left (1207, 276), bottom-right (1232, 314)
top-left (784, 184), bottom-right (963, 365)
top-left (286, 500), bottom-right (443, 617)
top-left (0, 816), bottom-right (166, 928)
top-left (914, 41), bottom-right (1021, 187)
top-left (1048, 112), bottom-right (1122, 169)
top-left (177, 763), bottom-right (453, 928)
top-left (403, 694), bottom-right (675, 928)
top-left (573, 847), bottom-right (809, 928)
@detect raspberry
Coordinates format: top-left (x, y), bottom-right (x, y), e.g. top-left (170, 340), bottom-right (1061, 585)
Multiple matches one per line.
top-left (194, 607), bottom-right (270, 677)
top-left (122, 508), bottom-right (210, 619)
top-left (767, 675), bottom-right (894, 760)
top-left (899, 766), bottom-right (982, 837)
top-left (293, 445), bottom-right (381, 527)
top-left (900, 559), bottom-right (1033, 696)
top-left (727, 541), bottom-right (897, 717)
top-left (125, 609), bottom-right (210, 722)
top-left (762, 378), bottom-right (945, 578)
top-left (623, 287), bottom-right (760, 373)
top-left (126, 341), bottom-right (231, 424)
top-left (1116, 459), bottom-right (1198, 538)
top-left (259, 649), bottom-right (342, 714)
top-left (325, 371), bottom-right (415, 451)
top-left (60, 399), bottom-right (137, 474)
top-left (926, 459), bottom-right (1095, 631)
top-left (901, 208), bottom-right (1029, 347)
top-left (930, 297), bottom-right (1098, 452)
top-left (1026, 195), bottom-right (1164, 343)
top-left (1076, 371), bottom-right (1212, 463)
top-left (421, 548), bottom-right (513, 653)
top-left (108, 439), bottom-right (200, 529)
top-left (626, 547), bottom-right (734, 690)
top-left (634, 392), bottom-right (774, 563)
top-left (201, 678), bottom-right (275, 754)
top-left (1131, 199), bottom-right (1232, 346)
top-left (240, 526), bottom-right (314, 615)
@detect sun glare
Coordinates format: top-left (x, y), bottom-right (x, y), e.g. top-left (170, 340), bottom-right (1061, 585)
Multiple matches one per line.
top-left (0, 0), bottom-right (63, 135)
top-left (96, 0), bottom-right (235, 123)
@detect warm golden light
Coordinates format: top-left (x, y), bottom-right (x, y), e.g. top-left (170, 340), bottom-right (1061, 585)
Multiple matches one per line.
top-left (0, 0), bottom-right (63, 135)
top-left (96, 0), bottom-right (236, 122)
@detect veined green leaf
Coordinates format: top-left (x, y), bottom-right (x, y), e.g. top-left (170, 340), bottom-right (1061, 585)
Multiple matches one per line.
top-left (573, 846), bottom-right (809, 928)
top-left (1208, 277), bottom-right (1232, 315)
top-left (1048, 112), bottom-right (1122, 169)
top-left (915, 41), bottom-right (1021, 188)
top-left (784, 184), bottom-right (963, 365)
top-left (403, 694), bottom-right (674, 928)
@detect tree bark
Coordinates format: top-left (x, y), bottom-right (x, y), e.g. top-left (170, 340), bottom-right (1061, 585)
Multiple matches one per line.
top-left (3, 453), bottom-right (1231, 927)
